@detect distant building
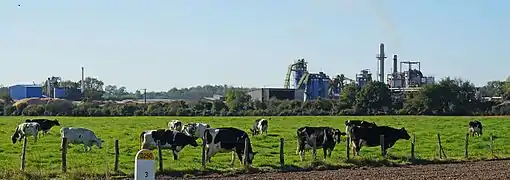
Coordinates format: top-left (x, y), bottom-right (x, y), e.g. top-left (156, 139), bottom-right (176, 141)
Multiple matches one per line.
top-left (202, 95), bottom-right (225, 101)
top-left (8, 84), bottom-right (43, 100)
top-left (247, 88), bottom-right (304, 102)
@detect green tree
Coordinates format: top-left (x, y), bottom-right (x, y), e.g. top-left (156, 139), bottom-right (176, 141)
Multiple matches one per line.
top-left (355, 81), bottom-right (391, 115)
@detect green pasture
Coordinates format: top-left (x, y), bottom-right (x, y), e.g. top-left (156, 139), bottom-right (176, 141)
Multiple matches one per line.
top-left (0, 116), bottom-right (508, 179)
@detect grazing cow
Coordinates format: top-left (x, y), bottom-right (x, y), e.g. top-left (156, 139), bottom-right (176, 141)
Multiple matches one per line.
top-left (168, 120), bottom-right (183, 131)
top-left (344, 120), bottom-right (377, 137)
top-left (250, 118), bottom-right (269, 136)
top-left (182, 122), bottom-right (211, 140)
top-left (60, 127), bottom-right (104, 151)
top-left (295, 126), bottom-right (346, 161)
top-left (25, 119), bottom-right (60, 136)
top-left (139, 129), bottom-right (198, 160)
top-left (468, 120), bottom-right (483, 137)
top-left (11, 122), bottom-right (41, 144)
top-left (204, 127), bottom-right (257, 166)
top-left (350, 125), bottom-right (410, 156)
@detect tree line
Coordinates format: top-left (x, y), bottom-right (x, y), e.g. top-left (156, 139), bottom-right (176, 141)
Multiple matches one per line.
top-left (0, 76), bottom-right (509, 116)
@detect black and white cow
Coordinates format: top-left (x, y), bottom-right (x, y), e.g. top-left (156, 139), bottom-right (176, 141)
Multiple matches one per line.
top-left (296, 126), bottom-right (346, 161)
top-left (182, 122), bottom-right (211, 140)
top-left (204, 127), bottom-right (257, 166)
top-left (168, 120), bottom-right (183, 131)
top-left (25, 119), bottom-right (60, 136)
top-left (140, 129), bottom-right (198, 160)
top-left (11, 122), bottom-right (41, 144)
top-left (350, 125), bottom-right (410, 156)
top-left (468, 120), bottom-right (483, 137)
top-left (344, 120), bottom-right (377, 137)
top-left (250, 118), bottom-right (269, 136)
top-left (60, 127), bottom-right (104, 151)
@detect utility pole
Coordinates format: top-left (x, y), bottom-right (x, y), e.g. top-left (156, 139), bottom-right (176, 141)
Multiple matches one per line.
top-left (142, 88), bottom-right (147, 104)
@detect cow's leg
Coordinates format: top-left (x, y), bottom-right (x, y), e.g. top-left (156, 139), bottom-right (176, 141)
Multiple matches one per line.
top-left (230, 151), bottom-right (236, 167)
top-left (237, 151), bottom-right (244, 166)
top-left (323, 147), bottom-right (328, 160)
top-left (172, 150), bottom-right (179, 160)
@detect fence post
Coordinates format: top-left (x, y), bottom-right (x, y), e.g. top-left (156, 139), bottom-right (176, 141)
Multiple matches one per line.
top-left (279, 138), bottom-right (284, 170)
top-left (21, 137), bottom-right (27, 173)
top-left (346, 135), bottom-right (350, 161)
top-left (490, 135), bottom-right (494, 157)
top-left (464, 133), bottom-right (469, 159)
top-left (156, 140), bottom-right (163, 172)
top-left (437, 133), bottom-right (447, 159)
top-left (380, 134), bottom-right (386, 158)
top-left (243, 138), bottom-right (249, 168)
top-left (114, 140), bottom-right (119, 172)
top-left (411, 134), bottom-right (415, 160)
top-left (201, 133), bottom-right (207, 169)
top-left (61, 137), bottom-right (68, 173)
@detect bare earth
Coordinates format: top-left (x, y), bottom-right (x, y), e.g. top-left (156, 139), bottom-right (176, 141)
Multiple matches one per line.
top-left (160, 160), bottom-right (510, 180)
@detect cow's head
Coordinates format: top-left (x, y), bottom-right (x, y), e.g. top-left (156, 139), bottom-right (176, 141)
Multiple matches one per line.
top-left (11, 133), bottom-right (19, 144)
top-left (182, 124), bottom-right (197, 138)
top-left (246, 151), bottom-right (257, 165)
top-left (50, 119), bottom-right (61, 126)
top-left (332, 129), bottom-right (344, 143)
top-left (399, 128), bottom-right (411, 140)
top-left (95, 139), bottom-right (104, 149)
top-left (184, 133), bottom-right (199, 147)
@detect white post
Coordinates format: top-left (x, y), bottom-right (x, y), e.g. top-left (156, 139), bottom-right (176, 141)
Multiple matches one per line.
top-left (135, 149), bottom-right (155, 180)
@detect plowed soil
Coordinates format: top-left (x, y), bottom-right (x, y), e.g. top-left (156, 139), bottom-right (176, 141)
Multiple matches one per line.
top-left (160, 160), bottom-right (510, 180)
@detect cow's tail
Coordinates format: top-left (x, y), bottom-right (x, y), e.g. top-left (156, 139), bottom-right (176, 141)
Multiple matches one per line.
top-left (139, 131), bottom-right (146, 148)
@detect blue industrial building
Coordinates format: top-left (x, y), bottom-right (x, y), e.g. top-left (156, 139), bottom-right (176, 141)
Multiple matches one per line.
top-left (9, 84), bottom-right (43, 100)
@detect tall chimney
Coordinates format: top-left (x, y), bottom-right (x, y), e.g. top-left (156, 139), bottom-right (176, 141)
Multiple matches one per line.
top-left (47, 77), bottom-right (51, 97)
top-left (81, 67), bottom-right (85, 93)
top-left (376, 43), bottom-right (387, 82)
top-left (393, 54), bottom-right (398, 73)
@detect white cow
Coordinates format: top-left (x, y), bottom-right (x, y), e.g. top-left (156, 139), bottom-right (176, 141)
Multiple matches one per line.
top-left (168, 120), bottom-right (183, 131)
top-left (182, 122), bottom-right (211, 139)
top-left (11, 122), bottom-right (41, 144)
top-left (60, 127), bottom-right (104, 151)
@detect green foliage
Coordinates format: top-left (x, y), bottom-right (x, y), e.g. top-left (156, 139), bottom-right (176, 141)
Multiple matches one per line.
top-left (3, 76), bottom-right (510, 116)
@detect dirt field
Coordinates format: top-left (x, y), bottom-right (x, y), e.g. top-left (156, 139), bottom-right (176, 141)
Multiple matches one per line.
top-left (163, 160), bottom-right (510, 180)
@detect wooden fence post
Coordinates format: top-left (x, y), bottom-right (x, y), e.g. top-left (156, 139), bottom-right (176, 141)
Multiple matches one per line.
top-left (114, 140), bottom-right (119, 172)
top-left (437, 133), bottom-right (447, 159)
top-left (279, 138), bottom-right (284, 170)
top-left (20, 137), bottom-right (27, 173)
top-left (380, 135), bottom-right (386, 158)
top-left (243, 138), bottom-right (249, 168)
top-left (464, 133), bottom-right (469, 159)
top-left (346, 135), bottom-right (350, 161)
top-left (490, 135), bottom-right (494, 157)
top-left (156, 140), bottom-right (163, 172)
top-left (411, 134), bottom-right (415, 160)
top-left (201, 132), bottom-right (207, 169)
top-left (61, 137), bottom-right (68, 173)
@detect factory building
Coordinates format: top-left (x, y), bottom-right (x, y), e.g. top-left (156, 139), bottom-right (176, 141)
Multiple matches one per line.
top-left (8, 84), bottom-right (43, 100)
top-left (248, 88), bottom-right (305, 102)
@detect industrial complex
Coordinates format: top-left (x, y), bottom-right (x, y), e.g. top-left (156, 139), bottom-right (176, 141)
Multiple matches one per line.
top-left (6, 43), bottom-right (435, 102)
top-left (7, 67), bottom-right (86, 101)
top-left (249, 43), bottom-right (436, 102)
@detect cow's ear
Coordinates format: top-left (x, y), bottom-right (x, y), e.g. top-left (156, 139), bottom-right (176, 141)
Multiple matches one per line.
top-left (401, 127), bottom-right (406, 131)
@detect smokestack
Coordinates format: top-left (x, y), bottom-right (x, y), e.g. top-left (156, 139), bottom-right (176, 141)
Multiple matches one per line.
top-left (377, 43), bottom-right (387, 82)
top-left (81, 67), bottom-right (85, 93)
top-left (393, 54), bottom-right (398, 73)
top-left (47, 77), bottom-right (51, 97)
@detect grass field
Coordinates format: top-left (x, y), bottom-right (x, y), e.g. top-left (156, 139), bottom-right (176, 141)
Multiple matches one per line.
top-left (0, 116), bottom-right (509, 179)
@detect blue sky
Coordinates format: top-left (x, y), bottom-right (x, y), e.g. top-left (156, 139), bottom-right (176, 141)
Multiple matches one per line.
top-left (1, 0), bottom-right (508, 91)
